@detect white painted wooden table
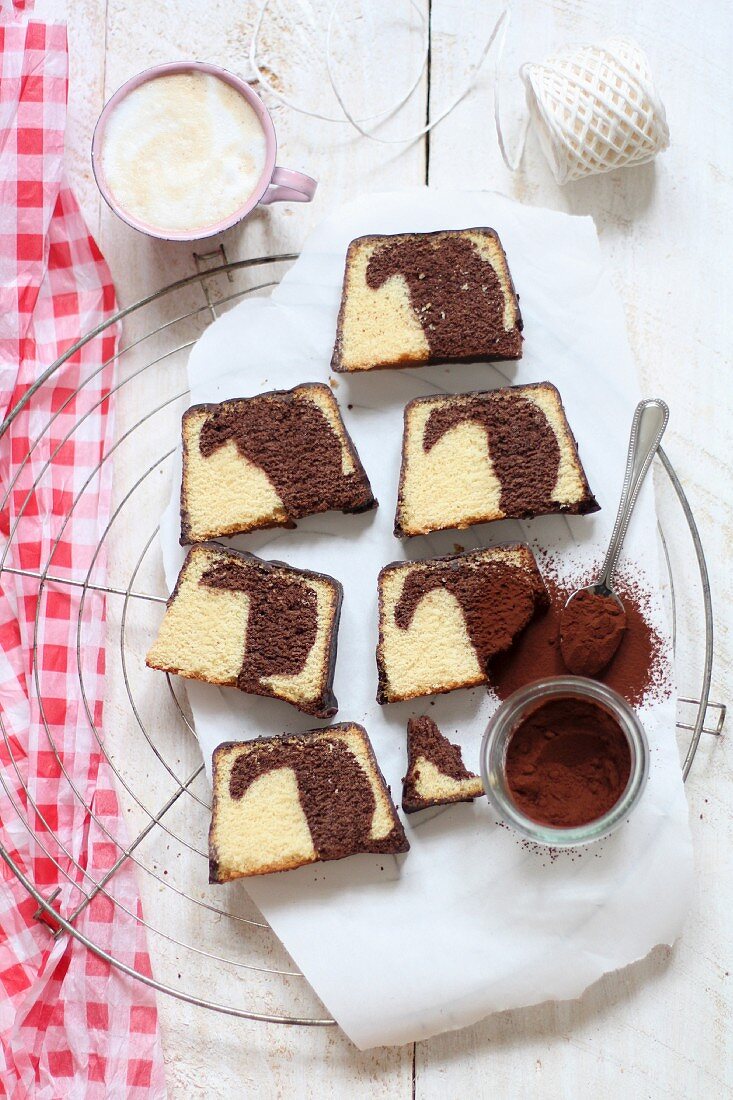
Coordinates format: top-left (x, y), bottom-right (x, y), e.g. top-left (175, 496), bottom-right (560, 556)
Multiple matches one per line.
top-left (61, 1), bottom-right (731, 1095)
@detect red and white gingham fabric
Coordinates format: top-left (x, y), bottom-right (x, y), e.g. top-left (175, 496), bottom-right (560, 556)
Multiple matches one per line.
top-left (0, 5), bottom-right (166, 1097)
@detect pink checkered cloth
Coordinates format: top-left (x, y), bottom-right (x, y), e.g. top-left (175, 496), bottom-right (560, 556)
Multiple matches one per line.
top-left (0, 5), bottom-right (166, 1097)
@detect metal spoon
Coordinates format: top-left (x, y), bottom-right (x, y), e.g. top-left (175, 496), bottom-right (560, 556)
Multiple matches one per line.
top-left (560, 398), bottom-right (669, 676)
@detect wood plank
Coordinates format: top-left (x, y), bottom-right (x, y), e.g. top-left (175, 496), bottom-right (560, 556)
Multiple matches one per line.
top-left (64, 1), bottom-right (429, 1094)
top-left (423, 1), bottom-right (732, 1096)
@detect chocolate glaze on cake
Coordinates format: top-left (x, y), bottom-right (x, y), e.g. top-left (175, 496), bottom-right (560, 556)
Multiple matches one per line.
top-left (402, 716), bottom-right (483, 813)
top-left (364, 233), bottom-right (522, 361)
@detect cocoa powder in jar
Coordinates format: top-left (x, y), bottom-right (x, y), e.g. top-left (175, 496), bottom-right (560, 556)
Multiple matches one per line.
top-left (505, 697), bottom-right (632, 828)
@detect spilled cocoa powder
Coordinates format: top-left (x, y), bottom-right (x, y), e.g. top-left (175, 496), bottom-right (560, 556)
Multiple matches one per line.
top-left (489, 563), bottom-right (669, 708)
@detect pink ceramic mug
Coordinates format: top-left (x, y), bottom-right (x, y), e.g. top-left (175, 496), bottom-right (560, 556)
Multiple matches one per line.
top-left (91, 60), bottom-right (317, 241)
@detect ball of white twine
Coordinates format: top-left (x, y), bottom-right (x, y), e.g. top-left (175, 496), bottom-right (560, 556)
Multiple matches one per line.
top-left (518, 37), bottom-right (670, 184)
top-left (250, 3), bottom-right (669, 183)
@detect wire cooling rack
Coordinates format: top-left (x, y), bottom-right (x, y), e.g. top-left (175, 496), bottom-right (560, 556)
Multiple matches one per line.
top-left (0, 249), bottom-right (726, 1025)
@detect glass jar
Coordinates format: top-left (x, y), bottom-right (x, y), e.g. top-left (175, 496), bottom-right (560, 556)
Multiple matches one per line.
top-left (479, 676), bottom-right (649, 848)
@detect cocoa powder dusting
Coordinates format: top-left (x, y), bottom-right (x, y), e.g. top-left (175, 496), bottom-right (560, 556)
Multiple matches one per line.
top-left (395, 560), bottom-right (548, 669)
top-left (489, 565), bottom-right (669, 708)
top-left (505, 697), bottom-right (631, 827)
top-left (560, 588), bottom-right (627, 677)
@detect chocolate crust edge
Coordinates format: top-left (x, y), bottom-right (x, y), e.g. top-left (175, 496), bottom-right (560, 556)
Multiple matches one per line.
top-left (331, 229), bottom-right (523, 374)
top-left (330, 238), bottom-right (361, 372)
top-left (402, 785), bottom-right (483, 814)
top-left (333, 346), bottom-right (523, 375)
top-left (179, 385), bottom-right (378, 544)
top-left (396, 496), bottom-right (599, 539)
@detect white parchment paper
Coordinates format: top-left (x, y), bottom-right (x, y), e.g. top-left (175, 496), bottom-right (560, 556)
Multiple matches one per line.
top-left (159, 190), bottom-right (693, 1049)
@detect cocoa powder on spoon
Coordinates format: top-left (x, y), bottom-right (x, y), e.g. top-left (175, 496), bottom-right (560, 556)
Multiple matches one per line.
top-left (559, 588), bottom-right (627, 677)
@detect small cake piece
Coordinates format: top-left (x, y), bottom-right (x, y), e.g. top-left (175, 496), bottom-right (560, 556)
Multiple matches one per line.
top-left (395, 383), bottom-right (599, 537)
top-left (402, 716), bottom-right (483, 813)
top-left (209, 723), bottom-right (409, 881)
top-left (377, 545), bottom-right (547, 704)
top-left (180, 383), bottom-right (376, 544)
top-left (146, 544), bottom-right (342, 717)
top-left (331, 229), bottom-right (523, 372)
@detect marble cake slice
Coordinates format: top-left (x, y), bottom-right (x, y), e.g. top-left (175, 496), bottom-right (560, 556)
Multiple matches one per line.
top-left (146, 544), bottom-right (342, 718)
top-left (180, 383), bottom-right (376, 544)
top-left (395, 382), bottom-right (599, 537)
top-left (376, 545), bottom-right (547, 704)
top-left (402, 716), bottom-right (483, 813)
top-left (209, 723), bottom-right (409, 881)
top-left (331, 228), bottom-right (522, 373)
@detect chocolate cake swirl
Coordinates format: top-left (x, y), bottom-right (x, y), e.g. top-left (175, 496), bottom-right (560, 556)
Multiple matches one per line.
top-left (402, 716), bottom-right (483, 813)
top-left (365, 234), bottom-right (516, 360)
top-left (422, 393), bottom-right (561, 516)
top-left (208, 724), bottom-right (409, 881)
top-left (198, 392), bottom-right (374, 518)
top-left (228, 737), bottom-right (394, 859)
top-left (145, 545), bottom-right (342, 718)
top-left (200, 558), bottom-right (319, 693)
top-left (180, 384), bottom-right (376, 544)
top-left (376, 545), bottom-right (548, 704)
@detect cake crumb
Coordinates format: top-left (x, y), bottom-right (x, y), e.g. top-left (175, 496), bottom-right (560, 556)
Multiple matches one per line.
top-left (329, 376), bottom-right (339, 389)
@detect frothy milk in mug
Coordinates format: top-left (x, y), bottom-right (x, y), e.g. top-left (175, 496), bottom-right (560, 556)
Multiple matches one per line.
top-left (100, 71), bottom-right (268, 234)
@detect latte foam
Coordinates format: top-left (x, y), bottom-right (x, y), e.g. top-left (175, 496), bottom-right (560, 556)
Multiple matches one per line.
top-left (100, 72), bottom-right (268, 234)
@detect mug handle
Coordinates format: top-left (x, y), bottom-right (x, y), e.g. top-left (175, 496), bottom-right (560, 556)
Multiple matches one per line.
top-left (259, 167), bottom-right (317, 205)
